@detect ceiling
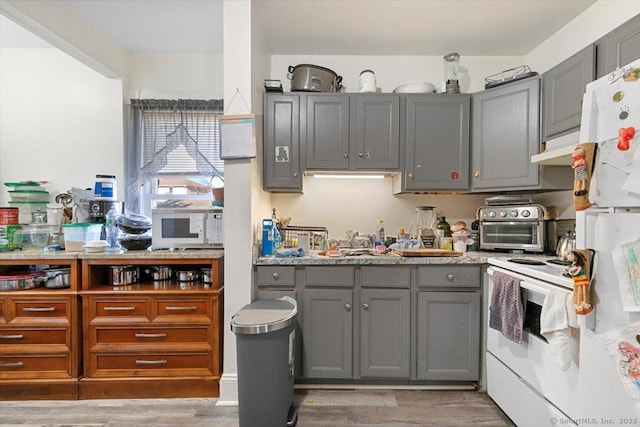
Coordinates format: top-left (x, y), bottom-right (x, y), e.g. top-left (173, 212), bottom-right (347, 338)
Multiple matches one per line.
top-left (1, 0), bottom-right (597, 56)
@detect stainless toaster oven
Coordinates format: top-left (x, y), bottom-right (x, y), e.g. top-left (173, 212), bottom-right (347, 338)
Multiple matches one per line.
top-left (478, 205), bottom-right (556, 253)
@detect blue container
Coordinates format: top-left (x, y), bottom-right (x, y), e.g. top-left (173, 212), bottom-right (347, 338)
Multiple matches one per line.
top-left (262, 219), bottom-right (275, 256)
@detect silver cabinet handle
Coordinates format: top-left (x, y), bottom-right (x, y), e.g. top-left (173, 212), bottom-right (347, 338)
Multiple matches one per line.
top-left (0, 334), bottom-right (24, 340)
top-left (293, 172), bottom-right (298, 178)
top-left (104, 306), bottom-right (135, 311)
top-left (345, 303), bottom-right (351, 312)
top-left (273, 272), bottom-right (279, 280)
top-left (136, 359), bottom-right (167, 365)
top-left (0, 361), bottom-right (24, 368)
top-left (358, 152), bottom-right (364, 157)
top-left (362, 303), bottom-right (369, 311)
top-left (343, 152), bottom-right (348, 158)
top-left (165, 306), bottom-right (197, 311)
top-left (22, 307), bottom-right (55, 312)
top-left (408, 172), bottom-right (414, 179)
top-left (447, 274), bottom-right (454, 281)
top-left (135, 333), bottom-right (167, 338)
top-left (474, 170), bottom-right (481, 178)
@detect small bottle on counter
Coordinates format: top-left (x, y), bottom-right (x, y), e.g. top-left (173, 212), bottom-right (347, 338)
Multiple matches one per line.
top-left (105, 206), bottom-right (122, 252)
top-left (377, 219), bottom-right (385, 243)
top-left (436, 216), bottom-right (451, 238)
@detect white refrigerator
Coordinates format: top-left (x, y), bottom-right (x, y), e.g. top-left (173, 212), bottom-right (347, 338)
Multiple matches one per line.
top-left (575, 57), bottom-right (640, 420)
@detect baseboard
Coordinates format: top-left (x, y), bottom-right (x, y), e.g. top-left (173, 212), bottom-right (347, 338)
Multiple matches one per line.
top-left (217, 373), bottom-right (238, 406)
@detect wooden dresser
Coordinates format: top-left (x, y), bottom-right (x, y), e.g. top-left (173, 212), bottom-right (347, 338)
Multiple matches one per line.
top-left (0, 254), bottom-right (81, 400)
top-left (0, 250), bottom-right (224, 400)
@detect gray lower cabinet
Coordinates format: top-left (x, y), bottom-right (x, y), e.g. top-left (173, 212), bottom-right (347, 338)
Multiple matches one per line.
top-left (263, 94), bottom-right (302, 192)
top-left (543, 44), bottom-right (595, 140)
top-left (360, 288), bottom-right (411, 378)
top-left (416, 291), bottom-right (480, 381)
top-left (399, 94), bottom-right (471, 191)
top-left (596, 13), bottom-right (640, 79)
top-left (302, 287), bottom-right (353, 379)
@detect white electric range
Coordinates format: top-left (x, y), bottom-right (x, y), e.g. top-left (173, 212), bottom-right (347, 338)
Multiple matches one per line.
top-left (485, 256), bottom-right (579, 426)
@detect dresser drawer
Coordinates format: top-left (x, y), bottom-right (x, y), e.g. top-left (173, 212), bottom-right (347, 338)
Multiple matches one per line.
top-left (305, 266), bottom-right (355, 287)
top-left (89, 352), bottom-right (213, 377)
top-left (0, 328), bottom-right (68, 346)
top-left (0, 299), bottom-right (5, 324)
top-left (361, 266), bottom-right (411, 288)
top-left (91, 326), bottom-right (211, 347)
top-left (154, 298), bottom-right (212, 322)
top-left (0, 354), bottom-right (71, 378)
top-left (257, 266), bottom-right (295, 286)
top-left (11, 298), bottom-right (71, 322)
top-left (90, 298), bottom-right (150, 322)
top-left (417, 266), bottom-right (481, 289)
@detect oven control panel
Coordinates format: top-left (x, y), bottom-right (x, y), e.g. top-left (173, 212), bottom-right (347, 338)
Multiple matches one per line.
top-left (479, 205), bottom-right (543, 221)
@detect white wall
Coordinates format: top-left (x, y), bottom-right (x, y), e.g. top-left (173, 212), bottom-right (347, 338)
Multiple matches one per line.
top-left (0, 47), bottom-right (123, 205)
top-left (527, 2), bottom-right (640, 73)
top-left (127, 53), bottom-right (224, 100)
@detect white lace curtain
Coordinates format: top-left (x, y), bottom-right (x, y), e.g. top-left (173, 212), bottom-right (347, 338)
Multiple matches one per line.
top-left (125, 99), bottom-right (224, 211)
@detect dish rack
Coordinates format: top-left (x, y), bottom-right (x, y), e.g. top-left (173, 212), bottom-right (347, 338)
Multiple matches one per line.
top-left (281, 225), bottom-right (328, 249)
top-left (484, 65), bottom-right (538, 89)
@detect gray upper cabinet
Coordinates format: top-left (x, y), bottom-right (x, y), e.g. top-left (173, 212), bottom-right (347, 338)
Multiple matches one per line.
top-left (304, 94), bottom-right (350, 169)
top-left (350, 95), bottom-right (400, 170)
top-left (471, 77), bottom-right (541, 191)
top-left (263, 94), bottom-right (302, 192)
top-left (543, 44), bottom-right (595, 140)
top-left (417, 291), bottom-right (480, 381)
top-left (401, 94), bottom-right (471, 191)
top-left (302, 287), bottom-right (353, 379)
top-left (305, 94), bottom-right (400, 170)
top-left (596, 14), bottom-right (640, 79)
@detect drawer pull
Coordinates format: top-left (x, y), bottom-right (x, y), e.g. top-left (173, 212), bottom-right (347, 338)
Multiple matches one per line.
top-left (22, 307), bottom-right (55, 312)
top-left (135, 333), bottom-right (167, 339)
top-left (104, 306), bottom-right (136, 311)
top-left (447, 274), bottom-right (454, 281)
top-left (345, 303), bottom-right (351, 312)
top-left (165, 306), bottom-right (197, 311)
top-left (0, 334), bottom-right (24, 340)
top-left (136, 359), bottom-right (167, 365)
top-left (0, 361), bottom-right (24, 368)
top-left (272, 272), bottom-right (279, 280)
top-left (362, 303), bottom-right (369, 311)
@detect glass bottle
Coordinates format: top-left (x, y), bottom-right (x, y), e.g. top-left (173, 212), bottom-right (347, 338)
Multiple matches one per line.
top-left (105, 206), bottom-right (122, 252)
top-left (436, 216), bottom-right (451, 239)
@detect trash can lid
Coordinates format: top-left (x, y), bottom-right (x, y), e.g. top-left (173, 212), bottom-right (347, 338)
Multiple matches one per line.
top-left (230, 299), bottom-right (297, 335)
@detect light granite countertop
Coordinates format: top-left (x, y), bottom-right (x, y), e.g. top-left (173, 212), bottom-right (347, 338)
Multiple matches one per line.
top-left (255, 251), bottom-right (554, 266)
top-left (0, 248), bottom-right (224, 261)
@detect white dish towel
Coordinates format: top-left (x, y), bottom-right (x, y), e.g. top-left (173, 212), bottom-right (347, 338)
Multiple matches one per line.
top-left (540, 290), bottom-right (577, 371)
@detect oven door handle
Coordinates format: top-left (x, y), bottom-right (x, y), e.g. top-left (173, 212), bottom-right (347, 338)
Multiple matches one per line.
top-left (488, 266), bottom-right (571, 297)
top-left (481, 221), bottom-right (542, 227)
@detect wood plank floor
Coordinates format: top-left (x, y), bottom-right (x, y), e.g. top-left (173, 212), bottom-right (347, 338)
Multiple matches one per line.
top-left (0, 389), bottom-right (514, 426)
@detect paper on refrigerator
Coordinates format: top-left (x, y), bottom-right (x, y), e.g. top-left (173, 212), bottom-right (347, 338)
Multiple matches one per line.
top-left (613, 238), bottom-right (640, 311)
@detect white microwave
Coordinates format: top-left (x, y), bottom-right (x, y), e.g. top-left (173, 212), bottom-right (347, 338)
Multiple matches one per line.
top-left (151, 207), bottom-right (223, 249)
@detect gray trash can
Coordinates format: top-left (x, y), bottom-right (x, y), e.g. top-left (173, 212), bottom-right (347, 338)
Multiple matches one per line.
top-left (231, 297), bottom-right (298, 427)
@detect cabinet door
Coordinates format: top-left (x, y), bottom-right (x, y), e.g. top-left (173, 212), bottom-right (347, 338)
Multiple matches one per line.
top-left (263, 94), bottom-right (302, 191)
top-left (472, 77), bottom-right (540, 190)
top-left (360, 288), bottom-right (410, 378)
top-left (305, 95), bottom-right (350, 169)
top-left (404, 94), bottom-right (470, 191)
top-left (417, 291), bottom-right (480, 381)
top-left (543, 44), bottom-right (595, 140)
top-left (350, 94), bottom-right (400, 169)
top-left (596, 14), bottom-right (640, 78)
top-left (302, 288), bottom-right (352, 378)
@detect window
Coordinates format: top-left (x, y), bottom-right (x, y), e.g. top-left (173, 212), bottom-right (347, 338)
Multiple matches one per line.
top-left (126, 99), bottom-right (224, 217)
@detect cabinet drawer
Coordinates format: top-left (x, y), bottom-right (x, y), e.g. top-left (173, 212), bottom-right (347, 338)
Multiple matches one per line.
top-left (0, 354), bottom-right (71, 378)
top-left (0, 299), bottom-right (5, 324)
top-left (305, 266), bottom-right (354, 287)
top-left (154, 298), bottom-right (212, 322)
top-left (0, 328), bottom-right (68, 346)
top-left (92, 326), bottom-right (211, 347)
top-left (91, 298), bottom-right (150, 321)
top-left (257, 266), bottom-right (295, 285)
top-left (417, 266), bottom-right (480, 289)
top-left (12, 299), bottom-right (71, 321)
top-left (361, 266), bottom-right (410, 288)
top-left (89, 353), bottom-right (213, 377)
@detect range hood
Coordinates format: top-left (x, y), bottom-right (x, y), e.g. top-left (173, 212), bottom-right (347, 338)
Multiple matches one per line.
top-left (531, 130), bottom-right (579, 166)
